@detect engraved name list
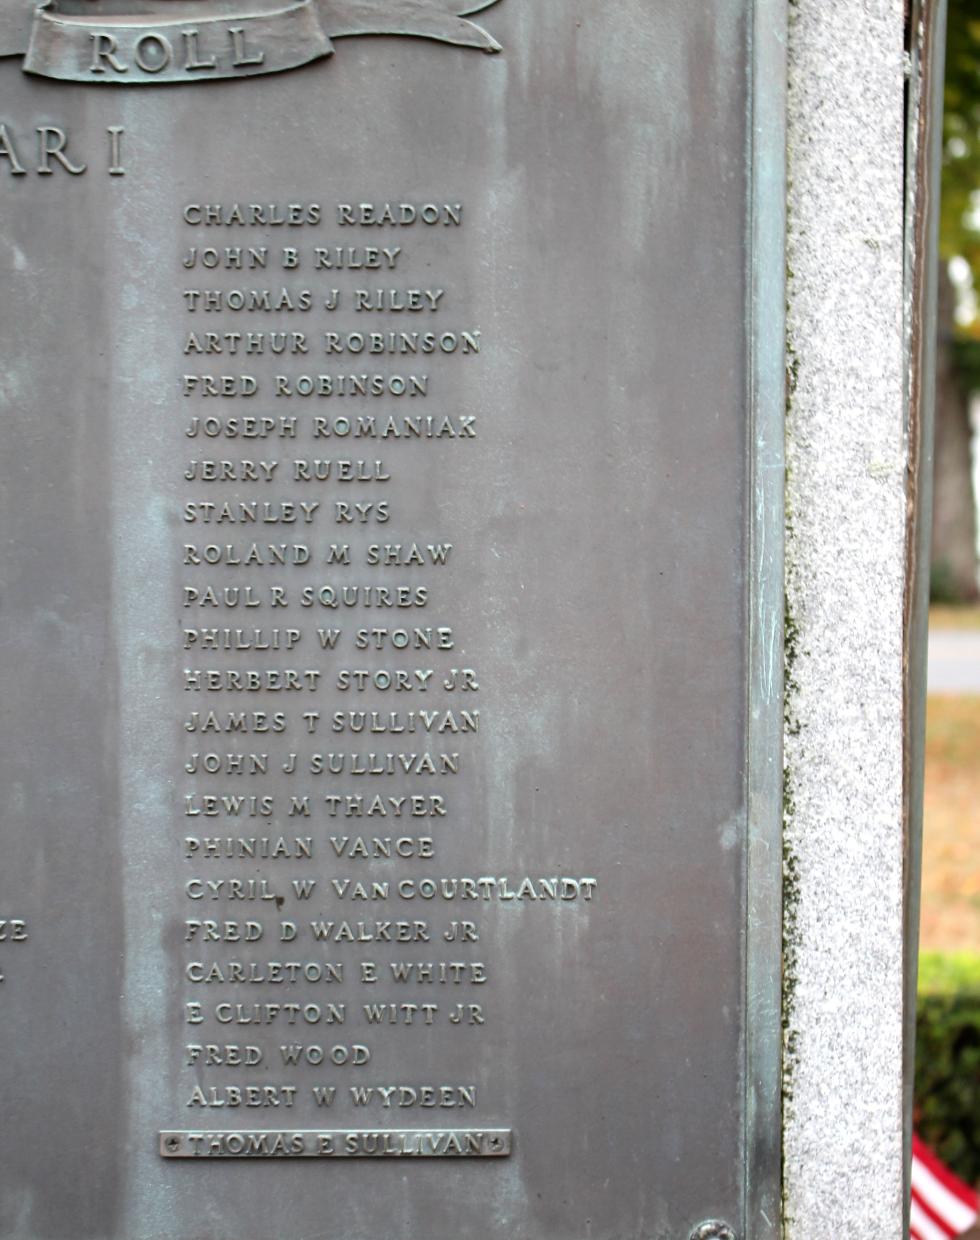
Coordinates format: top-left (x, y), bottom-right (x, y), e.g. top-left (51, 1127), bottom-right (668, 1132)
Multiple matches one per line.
top-left (164, 197), bottom-right (598, 1158)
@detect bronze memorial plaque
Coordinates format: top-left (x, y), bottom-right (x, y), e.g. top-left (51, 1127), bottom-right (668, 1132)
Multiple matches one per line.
top-left (0, 1), bottom-right (785, 1236)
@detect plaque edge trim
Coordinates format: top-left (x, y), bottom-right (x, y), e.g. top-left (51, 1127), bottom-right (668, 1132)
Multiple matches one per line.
top-left (744, 0), bottom-right (787, 1237)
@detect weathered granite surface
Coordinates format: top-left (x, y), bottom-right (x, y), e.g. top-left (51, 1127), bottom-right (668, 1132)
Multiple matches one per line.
top-left (783, 1), bottom-right (908, 1235)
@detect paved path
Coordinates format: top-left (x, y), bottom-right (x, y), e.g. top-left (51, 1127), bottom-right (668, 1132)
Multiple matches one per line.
top-left (928, 629), bottom-right (980, 694)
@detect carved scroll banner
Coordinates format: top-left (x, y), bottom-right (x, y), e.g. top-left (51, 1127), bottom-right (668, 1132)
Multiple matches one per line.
top-left (11, 0), bottom-right (501, 82)
top-left (24, 0), bottom-right (333, 82)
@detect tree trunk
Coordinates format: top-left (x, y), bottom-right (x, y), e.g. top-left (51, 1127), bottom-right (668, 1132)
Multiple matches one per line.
top-left (931, 267), bottom-right (979, 602)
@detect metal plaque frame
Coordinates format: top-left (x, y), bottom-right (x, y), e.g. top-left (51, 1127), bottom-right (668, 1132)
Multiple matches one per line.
top-left (0, 0), bottom-right (788, 1231)
top-left (744, 1), bottom-right (786, 1237)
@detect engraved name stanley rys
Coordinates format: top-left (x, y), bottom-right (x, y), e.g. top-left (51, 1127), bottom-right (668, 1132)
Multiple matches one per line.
top-left (166, 194), bottom-right (600, 1157)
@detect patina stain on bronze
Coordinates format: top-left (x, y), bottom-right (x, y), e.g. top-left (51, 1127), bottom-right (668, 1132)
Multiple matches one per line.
top-left (0, 1), bottom-right (785, 1237)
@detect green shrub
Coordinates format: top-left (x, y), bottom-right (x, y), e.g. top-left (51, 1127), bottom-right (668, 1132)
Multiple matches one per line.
top-left (916, 951), bottom-right (980, 1186)
top-left (919, 951), bottom-right (980, 994)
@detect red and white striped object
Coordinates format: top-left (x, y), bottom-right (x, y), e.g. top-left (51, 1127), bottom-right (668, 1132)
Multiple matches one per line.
top-left (911, 1133), bottom-right (979, 1240)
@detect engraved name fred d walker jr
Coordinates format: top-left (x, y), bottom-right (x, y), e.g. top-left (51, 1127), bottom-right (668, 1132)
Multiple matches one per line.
top-left (0, 0), bottom-right (785, 1236)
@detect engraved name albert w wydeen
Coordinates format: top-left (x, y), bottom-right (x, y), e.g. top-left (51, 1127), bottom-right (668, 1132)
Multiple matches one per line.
top-left (0, 0), bottom-right (503, 84)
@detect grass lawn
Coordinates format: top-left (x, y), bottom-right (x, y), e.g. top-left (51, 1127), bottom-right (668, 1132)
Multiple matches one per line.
top-left (920, 693), bottom-right (980, 953)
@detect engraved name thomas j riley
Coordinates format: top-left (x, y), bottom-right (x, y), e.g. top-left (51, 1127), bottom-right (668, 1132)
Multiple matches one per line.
top-left (0, 0), bottom-right (503, 83)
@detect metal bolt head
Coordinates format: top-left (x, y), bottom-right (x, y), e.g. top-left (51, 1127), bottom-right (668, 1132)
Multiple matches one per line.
top-left (690, 1223), bottom-right (737, 1240)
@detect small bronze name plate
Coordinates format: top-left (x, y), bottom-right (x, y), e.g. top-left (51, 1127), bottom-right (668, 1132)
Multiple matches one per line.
top-left (160, 1128), bottom-right (512, 1157)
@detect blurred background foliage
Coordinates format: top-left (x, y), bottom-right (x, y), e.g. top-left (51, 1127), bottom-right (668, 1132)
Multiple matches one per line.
top-left (931, 0), bottom-right (980, 602)
top-left (945, 5), bottom-right (980, 387)
top-left (947, 9), bottom-right (980, 285)
top-left (915, 2), bottom-right (980, 1187)
top-left (943, 8), bottom-right (980, 284)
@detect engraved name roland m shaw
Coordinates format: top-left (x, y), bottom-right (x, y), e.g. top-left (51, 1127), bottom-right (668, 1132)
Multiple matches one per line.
top-left (0, 0), bottom-right (504, 83)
